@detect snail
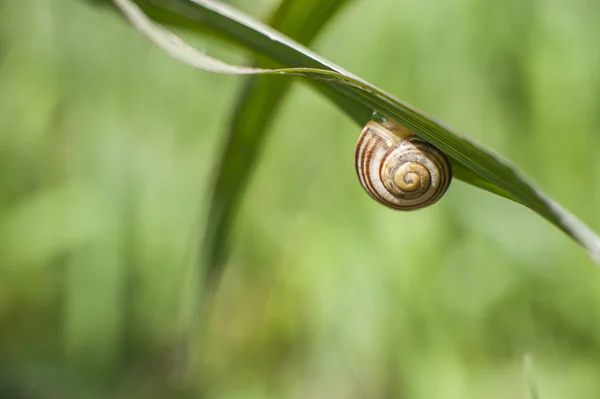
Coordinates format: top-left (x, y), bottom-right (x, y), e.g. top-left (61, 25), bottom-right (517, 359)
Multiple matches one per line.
top-left (355, 117), bottom-right (452, 210)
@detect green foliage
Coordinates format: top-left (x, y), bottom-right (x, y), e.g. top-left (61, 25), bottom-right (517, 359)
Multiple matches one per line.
top-left (2, 0), bottom-right (600, 398)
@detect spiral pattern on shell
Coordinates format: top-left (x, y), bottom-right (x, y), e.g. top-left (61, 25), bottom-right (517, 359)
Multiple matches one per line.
top-left (355, 120), bottom-right (452, 210)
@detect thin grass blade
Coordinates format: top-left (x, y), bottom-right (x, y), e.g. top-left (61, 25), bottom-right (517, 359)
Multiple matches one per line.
top-left (202, 0), bottom-right (353, 284)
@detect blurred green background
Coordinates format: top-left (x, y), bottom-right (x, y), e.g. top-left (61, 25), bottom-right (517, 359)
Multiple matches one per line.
top-left (2, 0), bottom-right (600, 398)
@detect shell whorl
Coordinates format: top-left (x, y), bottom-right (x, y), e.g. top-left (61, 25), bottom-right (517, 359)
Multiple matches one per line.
top-left (355, 120), bottom-right (452, 210)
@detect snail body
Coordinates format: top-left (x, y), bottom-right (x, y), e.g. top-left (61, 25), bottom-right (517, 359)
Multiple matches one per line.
top-left (355, 118), bottom-right (452, 210)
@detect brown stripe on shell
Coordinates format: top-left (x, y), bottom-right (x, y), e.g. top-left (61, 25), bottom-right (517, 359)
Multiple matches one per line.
top-left (354, 128), bottom-right (369, 190)
top-left (355, 130), bottom-right (388, 204)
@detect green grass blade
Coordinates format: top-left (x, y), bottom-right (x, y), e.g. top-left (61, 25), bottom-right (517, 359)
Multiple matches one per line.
top-left (202, 0), bottom-right (353, 284)
top-left (113, 0), bottom-right (600, 265)
top-left (524, 354), bottom-right (541, 399)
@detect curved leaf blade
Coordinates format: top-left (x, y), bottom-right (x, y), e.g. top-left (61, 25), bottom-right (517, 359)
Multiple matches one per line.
top-left (113, 0), bottom-right (600, 265)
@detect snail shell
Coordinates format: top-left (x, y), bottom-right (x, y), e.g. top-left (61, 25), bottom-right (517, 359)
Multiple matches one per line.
top-left (355, 119), bottom-right (452, 210)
